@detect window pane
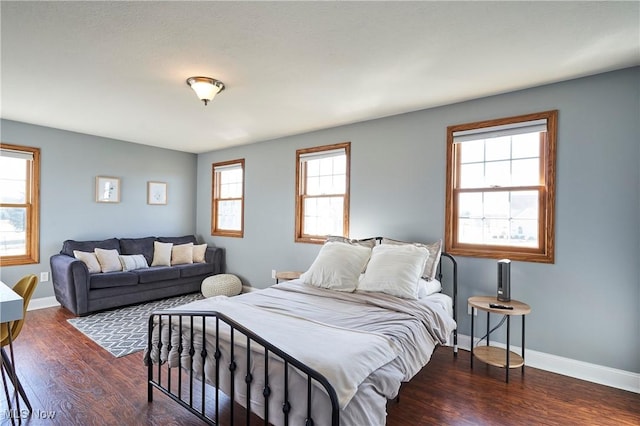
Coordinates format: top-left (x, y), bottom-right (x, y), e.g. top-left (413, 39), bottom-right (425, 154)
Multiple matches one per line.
top-left (459, 192), bottom-right (483, 218)
top-left (485, 136), bottom-right (511, 161)
top-left (460, 163), bottom-right (484, 188)
top-left (333, 155), bottom-right (346, 175)
top-left (511, 191), bottom-right (538, 219)
top-left (303, 196), bottom-right (343, 236)
top-left (512, 158), bottom-right (539, 186)
top-left (305, 154), bottom-right (346, 196)
top-left (458, 218), bottom-right (483, 244)
top-left (319, 157), bottom-right (333, 176)
top-left (0, 156), bottom-right (27, 203)
top-left (485, 218), bottom-right (510, 243)
top-left (512, 132), bottom-right (540, 158)
top-left (219, 169), bottom-right (243, 198)
top-left (485, 160), bottom-right (511, 187)
top-left (306, 159), bottom-right (320, 177)
top-left (510, 219), bottom-right (538, 247)
top-left (0, 207), bottom-right (26, 256)
top-left (484, 192), bottom-right (509, 218)
top-left (217, 200), bottom-right (242, 231)
top-left (460, 140), bottom-right (484, 164)
top-left (456, 190), bottom-right (539, 248)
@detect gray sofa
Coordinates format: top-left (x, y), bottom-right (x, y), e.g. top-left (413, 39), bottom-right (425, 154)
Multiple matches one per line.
top-left (50, 235), bottom-right (224, 316)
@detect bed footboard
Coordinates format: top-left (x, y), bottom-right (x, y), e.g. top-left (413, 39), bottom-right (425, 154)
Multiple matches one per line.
top-left (145, 310), bottom-right (340, 426)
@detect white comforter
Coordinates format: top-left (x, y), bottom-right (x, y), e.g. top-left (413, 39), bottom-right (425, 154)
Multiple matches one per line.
top-left (147, 280), bottom-right (456, 426)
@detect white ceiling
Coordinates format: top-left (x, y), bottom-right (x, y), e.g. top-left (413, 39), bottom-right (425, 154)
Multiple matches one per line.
top-left (1, 1), bottom-right (639, 154)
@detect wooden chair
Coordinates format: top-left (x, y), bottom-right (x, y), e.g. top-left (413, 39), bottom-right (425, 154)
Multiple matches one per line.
top-left (1, 274), bottom-right (38, 415)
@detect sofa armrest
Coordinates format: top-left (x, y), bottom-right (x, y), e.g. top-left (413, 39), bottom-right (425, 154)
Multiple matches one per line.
top-left (205, 246), bottom-right (225, 275)
top-left (50, 254), bottom-right (91, 315)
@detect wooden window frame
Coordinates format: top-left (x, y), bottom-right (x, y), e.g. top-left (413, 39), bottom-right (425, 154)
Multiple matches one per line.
top-left (445, 110), bottom-right (557, 263)
top-left (295, 142), bottom-right (350, 244)
top-left (0, 143), bottom-right (40, 266)
top-left (211, 159), bottom-right (245, 238)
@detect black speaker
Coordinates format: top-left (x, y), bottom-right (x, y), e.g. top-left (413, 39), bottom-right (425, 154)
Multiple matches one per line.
top-left (497, 259), bottom-right (511, 302)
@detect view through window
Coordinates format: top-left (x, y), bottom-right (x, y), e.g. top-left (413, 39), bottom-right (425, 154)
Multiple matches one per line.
top-left (0, 143), bottom-right (40, 265)
top-left (212, 159), bottom-right (244, 237)
top-left (445, 111), bottom-right (557, 263)
top-left (295, 142), bottom-right (350, 243)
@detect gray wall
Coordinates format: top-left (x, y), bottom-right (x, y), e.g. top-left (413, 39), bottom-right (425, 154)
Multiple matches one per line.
top-left (197, 67), bottom-right (640, 373)
top-left (0, 120), bottom-right (198, 299)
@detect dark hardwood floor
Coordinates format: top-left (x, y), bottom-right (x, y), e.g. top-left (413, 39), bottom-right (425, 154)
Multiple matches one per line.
top-left (1, 306), bottom-right (638, 425)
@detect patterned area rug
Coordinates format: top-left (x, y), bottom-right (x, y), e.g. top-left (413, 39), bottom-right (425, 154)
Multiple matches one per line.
top-left (67, 293), bottom-right (203, 358)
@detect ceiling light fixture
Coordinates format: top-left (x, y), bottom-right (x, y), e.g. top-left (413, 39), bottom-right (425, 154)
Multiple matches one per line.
top-left (186, 76), bottom-right (225, 106)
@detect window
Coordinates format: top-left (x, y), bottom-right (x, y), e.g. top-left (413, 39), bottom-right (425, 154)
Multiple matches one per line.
top-left (295, 142), bottom-right (350, 243)
top-left (0, 143), bottom-right (40, 266)
top-left (212, 159), bottom-right (244, 237)
top-left (445, 110), bottom-right (557, 263)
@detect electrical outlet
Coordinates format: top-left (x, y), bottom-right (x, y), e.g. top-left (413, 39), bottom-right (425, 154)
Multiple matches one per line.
top-left (271, 269), bottom-right (276, 279)
top-left (468, 305), bottom-right (477, 316)
top-left (40, 271), bottom-right (49, 282)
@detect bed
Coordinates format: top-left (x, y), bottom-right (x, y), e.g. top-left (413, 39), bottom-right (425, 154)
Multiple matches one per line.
top-left (145, 237), bottom-right (458, 426)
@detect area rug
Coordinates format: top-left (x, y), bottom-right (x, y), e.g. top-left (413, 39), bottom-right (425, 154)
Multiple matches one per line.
top-left (67, 293), bottom-right (203, 358)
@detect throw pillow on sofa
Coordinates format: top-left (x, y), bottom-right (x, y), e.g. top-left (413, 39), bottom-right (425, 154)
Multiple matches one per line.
top-left (94, 248), bottom-right (123, 273)
top-left (193, 244), bottom-right (207, 263)
top-left (151, 241), bottom-right (173, 266)
top-left (119, 254), bottom-right (149, 271)
top-left (73, 250), bottom-right (101, 273)
top-left (171, 243), bottom-right (194, 265)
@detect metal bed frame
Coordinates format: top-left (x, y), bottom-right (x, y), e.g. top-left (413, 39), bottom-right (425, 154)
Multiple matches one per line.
top-left (146, 247), bottom-right (457, 426)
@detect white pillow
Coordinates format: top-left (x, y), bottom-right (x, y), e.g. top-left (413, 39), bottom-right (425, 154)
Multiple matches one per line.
top-left (151, 241), bottom-right (173, 266)
top-left (192, 244), bottom-right (207, 263)
top-left (300, 242), bottom-right (371, 292)
top-left (417, 278), bottom-right (442, 298)
top-left (73, 250), bottom-right (101, 274)
top-left (118, 254), bottom-right (149, 271)
top-left (171, 243), bottom-right (194, 265)
top-left (358, 244), bottom-right (429, 300)
top-left (381, 238), bottom-right (442, 281)
top-left (94, 248), bottom-right (123, 273)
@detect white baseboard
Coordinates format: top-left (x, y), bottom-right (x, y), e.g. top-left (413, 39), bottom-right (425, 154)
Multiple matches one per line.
top-left (27, 296), bottom-right (60, 311)
top-left (457, 334), bottom-right (639, 394)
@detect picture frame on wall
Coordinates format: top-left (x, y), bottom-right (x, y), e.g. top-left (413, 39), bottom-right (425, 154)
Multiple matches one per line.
top-left (95, 176), bottom-right (120, 203)
top-left (147, 181), bottom-right (167, 205)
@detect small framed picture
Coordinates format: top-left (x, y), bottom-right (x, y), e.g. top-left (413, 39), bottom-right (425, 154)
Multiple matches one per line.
top-left (147, 181), bottom-right (167, 205)
top-left (95, 176), bottom-right (120, 203)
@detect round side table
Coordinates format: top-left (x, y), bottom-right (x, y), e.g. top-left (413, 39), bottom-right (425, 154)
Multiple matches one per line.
top-left (468, 296), bottom-right (531, 383)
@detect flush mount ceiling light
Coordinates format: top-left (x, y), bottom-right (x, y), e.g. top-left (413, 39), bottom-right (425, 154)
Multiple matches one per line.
top-left (186, 76), bottom-right (225, 106)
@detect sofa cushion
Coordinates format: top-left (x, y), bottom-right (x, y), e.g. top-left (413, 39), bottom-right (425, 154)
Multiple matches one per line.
top-left (136, 266), bottom-right (180, 283)
top-left (176, 262), bottom-right (214, 278)
top-left (157, 235), bottom-right (198, 245)
top-left (90, 271), bottom-right (139, 289)
top-left (61, 238), bottom-right (120, 257)
top-left (119, 236), bottom-right (156, 265)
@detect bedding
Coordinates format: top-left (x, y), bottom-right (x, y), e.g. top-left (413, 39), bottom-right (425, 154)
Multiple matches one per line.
top-left (146, 279), bottom-right (456, 426)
